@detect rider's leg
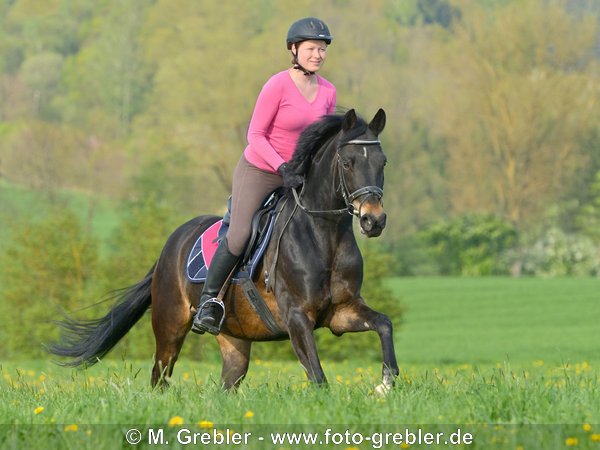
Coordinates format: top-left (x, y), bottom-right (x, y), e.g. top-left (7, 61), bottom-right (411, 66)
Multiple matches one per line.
top-left (191, 155), bottom-right (283, 335)
top-left (191, 237), bottom-right (239, 335)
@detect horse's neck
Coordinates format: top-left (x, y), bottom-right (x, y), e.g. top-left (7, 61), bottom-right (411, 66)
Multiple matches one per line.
top-left (284, 138), bottom-right (358, 253)
top-left (301, 144), bottom-right (346, 213)
top-left (285, 192), bottom-right (355, 253)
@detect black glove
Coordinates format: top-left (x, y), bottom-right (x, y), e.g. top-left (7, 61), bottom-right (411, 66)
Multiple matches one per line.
top-left (277, 163), bottom-right (304, 189)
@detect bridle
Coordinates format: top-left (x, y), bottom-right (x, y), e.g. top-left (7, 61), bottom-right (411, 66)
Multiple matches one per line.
top-left (269, 137), bottom-right (383, 291)
top-left (292, 138), bottom-right (384, 217)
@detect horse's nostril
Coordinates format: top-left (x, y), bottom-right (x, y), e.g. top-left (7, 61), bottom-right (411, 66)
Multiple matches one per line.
top-left (360, 215), bottom-right (374, 231)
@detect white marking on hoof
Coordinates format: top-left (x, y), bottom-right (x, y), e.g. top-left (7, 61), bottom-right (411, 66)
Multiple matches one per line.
top-left (374, 383), bottom-right (391, 397)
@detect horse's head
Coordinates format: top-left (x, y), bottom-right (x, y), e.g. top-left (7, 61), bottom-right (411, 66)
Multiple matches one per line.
top-left (338, 108), bottom-right (387, 237)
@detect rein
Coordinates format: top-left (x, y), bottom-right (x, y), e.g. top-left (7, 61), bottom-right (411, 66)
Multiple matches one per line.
top-left (292, 138), bottom-right (383, 217)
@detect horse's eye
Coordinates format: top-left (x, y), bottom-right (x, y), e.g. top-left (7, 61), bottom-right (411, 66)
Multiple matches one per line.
top-left (341, 159), bottom-right (351, 170)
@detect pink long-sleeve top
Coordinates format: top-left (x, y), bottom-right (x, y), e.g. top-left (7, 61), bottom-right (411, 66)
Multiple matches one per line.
top-left (243, 70), bottom-right (336, 173)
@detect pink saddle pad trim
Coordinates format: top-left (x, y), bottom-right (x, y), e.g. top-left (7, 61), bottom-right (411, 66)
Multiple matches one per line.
top-left (201, 220), bottom-right (222, 268)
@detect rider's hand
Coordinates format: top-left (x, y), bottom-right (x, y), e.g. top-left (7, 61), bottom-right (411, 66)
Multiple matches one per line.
top-left (277, 163), bottom-right (304, 189)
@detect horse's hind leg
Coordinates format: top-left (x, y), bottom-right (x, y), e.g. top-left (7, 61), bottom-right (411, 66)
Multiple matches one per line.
top-left (216, 334), bottom-right (252, 391)
top-left (151, 293), bottom-right (191, 388)
top-left (328, 299), bottom-right (399, 392)
top-left (152, 335), bottom-right (187, 388)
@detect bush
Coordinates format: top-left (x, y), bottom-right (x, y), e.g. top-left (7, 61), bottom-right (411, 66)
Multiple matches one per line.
top-left (514, 227), bottom-right (600, 277)
top-left (0, 208), bottom-right (98, 358)
top-left (392, 234), bottom-right (441, 276)
top-left (576, 171), bottom-right (600, 243)
top-left (420, 213), bottom-right (518, 276)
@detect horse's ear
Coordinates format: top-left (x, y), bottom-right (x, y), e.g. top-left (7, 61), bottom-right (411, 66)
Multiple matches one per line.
top-left (368, 108), bottom-right (386, 136)
top-left (342, 109), bottom-right (357, 131)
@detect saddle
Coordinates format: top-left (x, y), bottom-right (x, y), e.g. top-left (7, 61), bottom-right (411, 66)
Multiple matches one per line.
top-left (186, 189), bottom-right (286, 335)
top-left (186, 188), bottom-right (285, 283)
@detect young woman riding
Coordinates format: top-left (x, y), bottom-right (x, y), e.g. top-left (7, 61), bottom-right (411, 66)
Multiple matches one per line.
top-left (191, 17), bottom-right (337, 335)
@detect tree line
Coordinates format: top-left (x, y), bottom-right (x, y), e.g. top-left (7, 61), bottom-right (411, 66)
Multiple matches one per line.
top-left (0, 0), bottom-right (599, 359)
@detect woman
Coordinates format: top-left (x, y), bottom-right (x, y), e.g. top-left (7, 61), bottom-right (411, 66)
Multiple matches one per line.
top-left (192, 17), bottom-right (337, 335)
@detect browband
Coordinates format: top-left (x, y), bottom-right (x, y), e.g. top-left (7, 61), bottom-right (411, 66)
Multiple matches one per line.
top-left (340, 139), bottom-right (381, 146)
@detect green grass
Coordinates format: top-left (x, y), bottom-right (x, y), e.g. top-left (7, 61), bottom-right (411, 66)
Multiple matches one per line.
top-left (388, 277), bottom-right (600, 365)
top-left (0, 179), bottom-right (120, 254)
top-left (1, 277), bottom-right (599, 449)
top-left (0, 360), bottom-right (598, 449)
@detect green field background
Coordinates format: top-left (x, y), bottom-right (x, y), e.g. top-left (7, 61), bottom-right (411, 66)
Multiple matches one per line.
top-left (1, 277), bottom-right (598, 449)
top-left (389, 277), bottom-right (599, 365)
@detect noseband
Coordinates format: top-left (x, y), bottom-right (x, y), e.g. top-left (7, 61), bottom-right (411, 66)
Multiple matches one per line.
top-left (292, 138), bottom-right (384, 217)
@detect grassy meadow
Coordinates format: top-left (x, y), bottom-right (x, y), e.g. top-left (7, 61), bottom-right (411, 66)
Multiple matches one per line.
top-left (1, 277), bottom-right (599, 449)
top-left (0, 179), bottom-right (120, 254)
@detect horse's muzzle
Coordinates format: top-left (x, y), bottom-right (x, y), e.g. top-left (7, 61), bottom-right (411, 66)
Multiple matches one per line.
top-left (357, 200), bottom-right (386, 237)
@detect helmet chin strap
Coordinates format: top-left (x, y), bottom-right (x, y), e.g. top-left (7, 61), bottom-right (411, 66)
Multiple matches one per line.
top-left (292, 49), bottom-right (314, 76)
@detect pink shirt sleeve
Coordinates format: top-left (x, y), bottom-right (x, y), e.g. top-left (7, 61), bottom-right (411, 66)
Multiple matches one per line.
top-left (328, 89), bottom-right (336, 115)
top-left (246, 77), bottom-right (287, 171)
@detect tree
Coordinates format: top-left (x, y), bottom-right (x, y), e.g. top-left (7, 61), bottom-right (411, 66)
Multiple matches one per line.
top-left (427, 0), bottom-right (599, 229)
top-left (0, 208), bottom-right (98, 358)
top-left (420, 213), bottom-right (517, 275)
top-left (56, 0), bottom-right (153, 138)
top-left (576, 171), bottom-right (600, 243)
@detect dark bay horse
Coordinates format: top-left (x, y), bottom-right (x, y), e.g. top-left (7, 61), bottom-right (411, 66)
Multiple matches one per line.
top-left (49, 108), bottom-right (399, 393)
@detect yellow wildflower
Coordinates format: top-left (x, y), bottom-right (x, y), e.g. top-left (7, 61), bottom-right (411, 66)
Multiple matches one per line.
top-left (198, 420), bottom-right (214, 429)
top-left (401, 443), bottom-right (410, 449)
top-left (583, 423), bottom-right (592, 432)
top-left (64, 424), bottom-right (78, 432)
top-left (565, 437), bottom-right (578, 446)
top-left (244, 411), bottom-right (254, 419)
top-left (591, 434), bottom-right (600, 442)
top-left (33, 406), bottom-right (44, 415)
top-left (168, 416), bottom-right (184, 426)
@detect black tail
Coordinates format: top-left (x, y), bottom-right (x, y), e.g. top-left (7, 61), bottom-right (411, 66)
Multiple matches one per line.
top-left (47, 264), bottom-right (155, 367)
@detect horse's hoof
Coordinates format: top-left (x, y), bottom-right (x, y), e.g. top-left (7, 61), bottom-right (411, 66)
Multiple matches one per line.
top-left (374, 383), bottom-right (392, 397)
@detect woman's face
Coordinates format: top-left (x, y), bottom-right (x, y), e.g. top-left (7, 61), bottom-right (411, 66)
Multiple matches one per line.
top-left (293, 40), bottom-right (328, 72)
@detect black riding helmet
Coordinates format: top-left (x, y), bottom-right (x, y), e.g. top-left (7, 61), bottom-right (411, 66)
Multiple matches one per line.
top-left (286, 17), bottom-right (333, 49)
top-left (286, 17), bottom-right (333, 76)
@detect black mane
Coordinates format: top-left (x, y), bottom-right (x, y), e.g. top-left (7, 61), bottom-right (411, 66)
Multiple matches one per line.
top-left (287, 113), bottom-right (369, 176)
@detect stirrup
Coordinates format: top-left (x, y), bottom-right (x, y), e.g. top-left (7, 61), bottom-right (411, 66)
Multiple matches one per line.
top-left (191, 298), bottom-right (225, 335)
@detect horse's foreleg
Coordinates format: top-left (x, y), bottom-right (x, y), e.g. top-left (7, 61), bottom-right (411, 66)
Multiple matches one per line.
top-left (328, 300), bottom-right (399, 391)
top-left (287, 308), bottom-right (327, 385)
top-left (216, 334), bottom-right (252, 391)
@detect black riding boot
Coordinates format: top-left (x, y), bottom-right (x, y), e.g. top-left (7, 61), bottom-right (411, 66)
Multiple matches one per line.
top-left (191, 238), bottom-right (240, 335)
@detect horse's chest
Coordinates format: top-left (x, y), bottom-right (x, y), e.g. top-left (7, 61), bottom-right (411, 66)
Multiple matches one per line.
top-left (307, 257), bottom-right (362, 306)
